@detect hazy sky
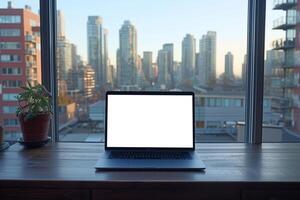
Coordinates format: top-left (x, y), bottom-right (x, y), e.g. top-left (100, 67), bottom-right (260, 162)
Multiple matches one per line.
top-left (1, 0), bottom-right (281, 77)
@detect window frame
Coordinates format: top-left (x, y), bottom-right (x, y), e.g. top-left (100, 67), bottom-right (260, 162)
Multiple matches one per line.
top-left (39, 0), bottom-right (266, 144)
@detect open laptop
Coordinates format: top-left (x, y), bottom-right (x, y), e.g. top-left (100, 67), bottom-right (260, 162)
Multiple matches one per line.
top-left (95, 91), bottom-right (205, 171)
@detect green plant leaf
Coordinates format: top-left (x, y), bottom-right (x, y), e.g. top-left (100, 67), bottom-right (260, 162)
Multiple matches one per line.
top-left (16, 83), bottom-right (53, 119)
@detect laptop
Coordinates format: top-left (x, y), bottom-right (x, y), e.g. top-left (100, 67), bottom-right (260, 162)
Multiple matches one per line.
top-left (95, 91), bottom-right (205, 171)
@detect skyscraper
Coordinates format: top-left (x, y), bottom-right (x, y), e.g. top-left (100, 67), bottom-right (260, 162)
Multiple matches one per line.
top-left (103, 28), bottom-right (109, 86)
top-left (57, 10), bottom-right (65, 38)
top-left (181, 34), bottom-right (196, 84)
top-left (157, 50), bottom-right (168, 88)
top-left (142, 51), bottom-right (153, 82)
top-left (242, 54), bottom-right (247, 83)
top-left (87, 16), bottom-right (105, 88)
top-left (66, 44), bottom-right (80, 91)
top-left (224, 52), bottom-right (234, 80)
top-left (57, 37), bottom-right (72, 80)
top-left (107, 65), bottom-right (115, 87)
top-left (118, 20), bottom-right (137, 86)
top-left (199, 31), bottom-right (216, 86)
top-left (162, 43), bottom-right (174, 87)
top-left (195, 53), bottom-right (201, 85)
top-left (0, 2), bottom-right (41, 140)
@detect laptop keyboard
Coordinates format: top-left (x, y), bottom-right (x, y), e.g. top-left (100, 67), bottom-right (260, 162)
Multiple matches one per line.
top-left (109, 151), bottom-right (192, 160)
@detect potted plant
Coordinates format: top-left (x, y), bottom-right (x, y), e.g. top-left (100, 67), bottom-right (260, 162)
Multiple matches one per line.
top-left (16, 82), bottom-right (53, 143)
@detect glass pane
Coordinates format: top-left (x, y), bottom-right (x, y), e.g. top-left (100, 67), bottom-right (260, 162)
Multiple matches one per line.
top-left (263, 0), bottom-right (300, 142)
top-left (57, 0), bottom-right (248, 143)
top-left (0, 1), bottom-right (41, 142)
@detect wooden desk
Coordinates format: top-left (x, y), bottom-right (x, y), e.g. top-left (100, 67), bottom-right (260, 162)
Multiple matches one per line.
top-left (0, 143), bottom-right (300, 200)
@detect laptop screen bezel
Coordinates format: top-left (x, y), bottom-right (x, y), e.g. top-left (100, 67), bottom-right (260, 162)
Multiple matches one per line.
top-left (105, 91), bottom-right (195, 150)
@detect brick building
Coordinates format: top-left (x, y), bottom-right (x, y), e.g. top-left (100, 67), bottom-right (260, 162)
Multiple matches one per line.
top-left (0, 2), bottom-right (41, 140)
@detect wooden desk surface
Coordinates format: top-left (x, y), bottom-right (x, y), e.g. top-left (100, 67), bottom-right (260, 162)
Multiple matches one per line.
top-left (1, 143), bottom-right (300, 186)
top-left (1, 143), bottom-right (300, 200)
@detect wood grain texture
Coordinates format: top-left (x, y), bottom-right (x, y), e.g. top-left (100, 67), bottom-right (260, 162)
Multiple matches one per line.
top-left (0, 143), bottom-right (300, 199)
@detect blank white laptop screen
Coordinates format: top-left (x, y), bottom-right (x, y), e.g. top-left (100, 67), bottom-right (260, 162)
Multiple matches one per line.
top-left (106, 94), bottom-right (193, 148)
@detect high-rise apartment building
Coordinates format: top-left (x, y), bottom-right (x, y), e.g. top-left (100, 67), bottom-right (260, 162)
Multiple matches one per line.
top-left (157, 50), bottom-right (168, 88)
top-left (162, 43), bottom-right (174, 88)
top-left (56, 10), bottom-right (80, 92)
top-left (87, 16), bottom-right (106, 88)
top-left (57, 10), bottom-right (65, 38)
top-left (224, 52), bottom-right (234, 80)
top-left (56, 37), bottom-right (72, 80)
top-left (181, 34), bottom-right (196, 85)
top-left (117, 20), bottom-right (137, 86)
top-left (142, 51), bottom-right (153, 82)
top-left (265, 50), bottom-right (284, 76)
top-left (198, 31), bottom-right (216, 86)
top-left (264, 50), bottom-right (284, 96)
top-left (0, 2), bottom-right (41, 139)
top-left (103, 28), bottom-right (109, 87)
top-left (242, 54), bottom-right (247, 86)
top-left (83, 65), bottom-right (96, 98)
top-left (271, 0), bottom-right (300, 131)
top-left (107, 65), bottom-right (115, 87)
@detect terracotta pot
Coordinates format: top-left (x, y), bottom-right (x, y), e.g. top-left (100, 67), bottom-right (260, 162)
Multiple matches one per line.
top-left (19, 113), bottom-right (51, 142)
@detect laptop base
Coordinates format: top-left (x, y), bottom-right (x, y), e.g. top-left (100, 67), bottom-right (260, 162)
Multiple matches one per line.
top-left (95, 151), bottom-right (206, 171)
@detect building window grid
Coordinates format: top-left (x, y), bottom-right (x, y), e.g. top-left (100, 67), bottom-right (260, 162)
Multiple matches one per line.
top-left (0, 15), bottom-right (21, 23)
top-left (0, 28), bottom-right (21, 36)
top-left (0, 54), bottom-right (21, 62)
top-left (2, 93), bottom-right (19, 101)
top-left (0, 42), bottom-right (21, 49)
top-left (4, 119), bottom-right (19, 127)
top-left (1, 67), bottom-right (22, 75)
top-left (3, 106), bottom-right (18, 114)
top-left (2, 80), bottom-right (23, 88)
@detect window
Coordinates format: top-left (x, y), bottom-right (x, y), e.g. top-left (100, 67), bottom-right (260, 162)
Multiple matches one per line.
top-left (4, 119), bottom-right (19, 127)
top-left (1, 67), bottom-right (22, 75)
top-left (0, 1), bottom-right (41, 142)
top-left (0, 28), bottom-right (20, 36)
top-left (216, 98), bottom-right (222, 107)
top-left (0, 42), bottom-right (21, 49)
top-left (0, 15), bottom-right (21, 23)
top-left (2, 93), bottom-right (18, 101)
top-left (0, 54), bottom-right (21, 62)
top-left (263, 0), bottom-right (300, 142)
top-left (3, 106), bottom-right (17, 114)
top-left (2, 80), bottom-right (22, 88)
top-left (2, 1), bottom-right (286, 144)
top-left (56, 0), bottom-right (247, 142)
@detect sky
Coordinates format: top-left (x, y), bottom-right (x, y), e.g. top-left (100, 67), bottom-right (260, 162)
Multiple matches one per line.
top-left (1, 0), bottom-right (281, 77)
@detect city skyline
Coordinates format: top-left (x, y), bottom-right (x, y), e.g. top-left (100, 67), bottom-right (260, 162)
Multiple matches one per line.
top-left (0, 0), bottom-right (280, 78)
top-left (1, 0), bottom-right (300, 143)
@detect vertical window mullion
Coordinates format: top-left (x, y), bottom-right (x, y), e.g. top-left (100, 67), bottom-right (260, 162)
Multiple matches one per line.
top-left (245, 0), bottom-right (266, 144)
top-left (40, 0), bottom-right (58, 142)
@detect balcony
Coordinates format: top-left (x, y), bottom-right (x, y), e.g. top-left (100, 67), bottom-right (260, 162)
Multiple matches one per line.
top-left (271, 97), bottom-right (293, 110)
top-left (283, 58), bottom-right (300, 68)
top-left (26, 48), bottom-right (37, 55)
top-left (25, 35), bottom-right (36, 43)
top-left (26, 60), bottom-right (37, 67)
top-left (272, 38), bottom-right (295, 50)
top-left (27, 72), bottom-right (37, 80)
top-left (273, 0), bottom-right (297, 10)
top-left (273, 16), bottom-right (296, 30)
top-left (281, 78), bottom-right (298, 88)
